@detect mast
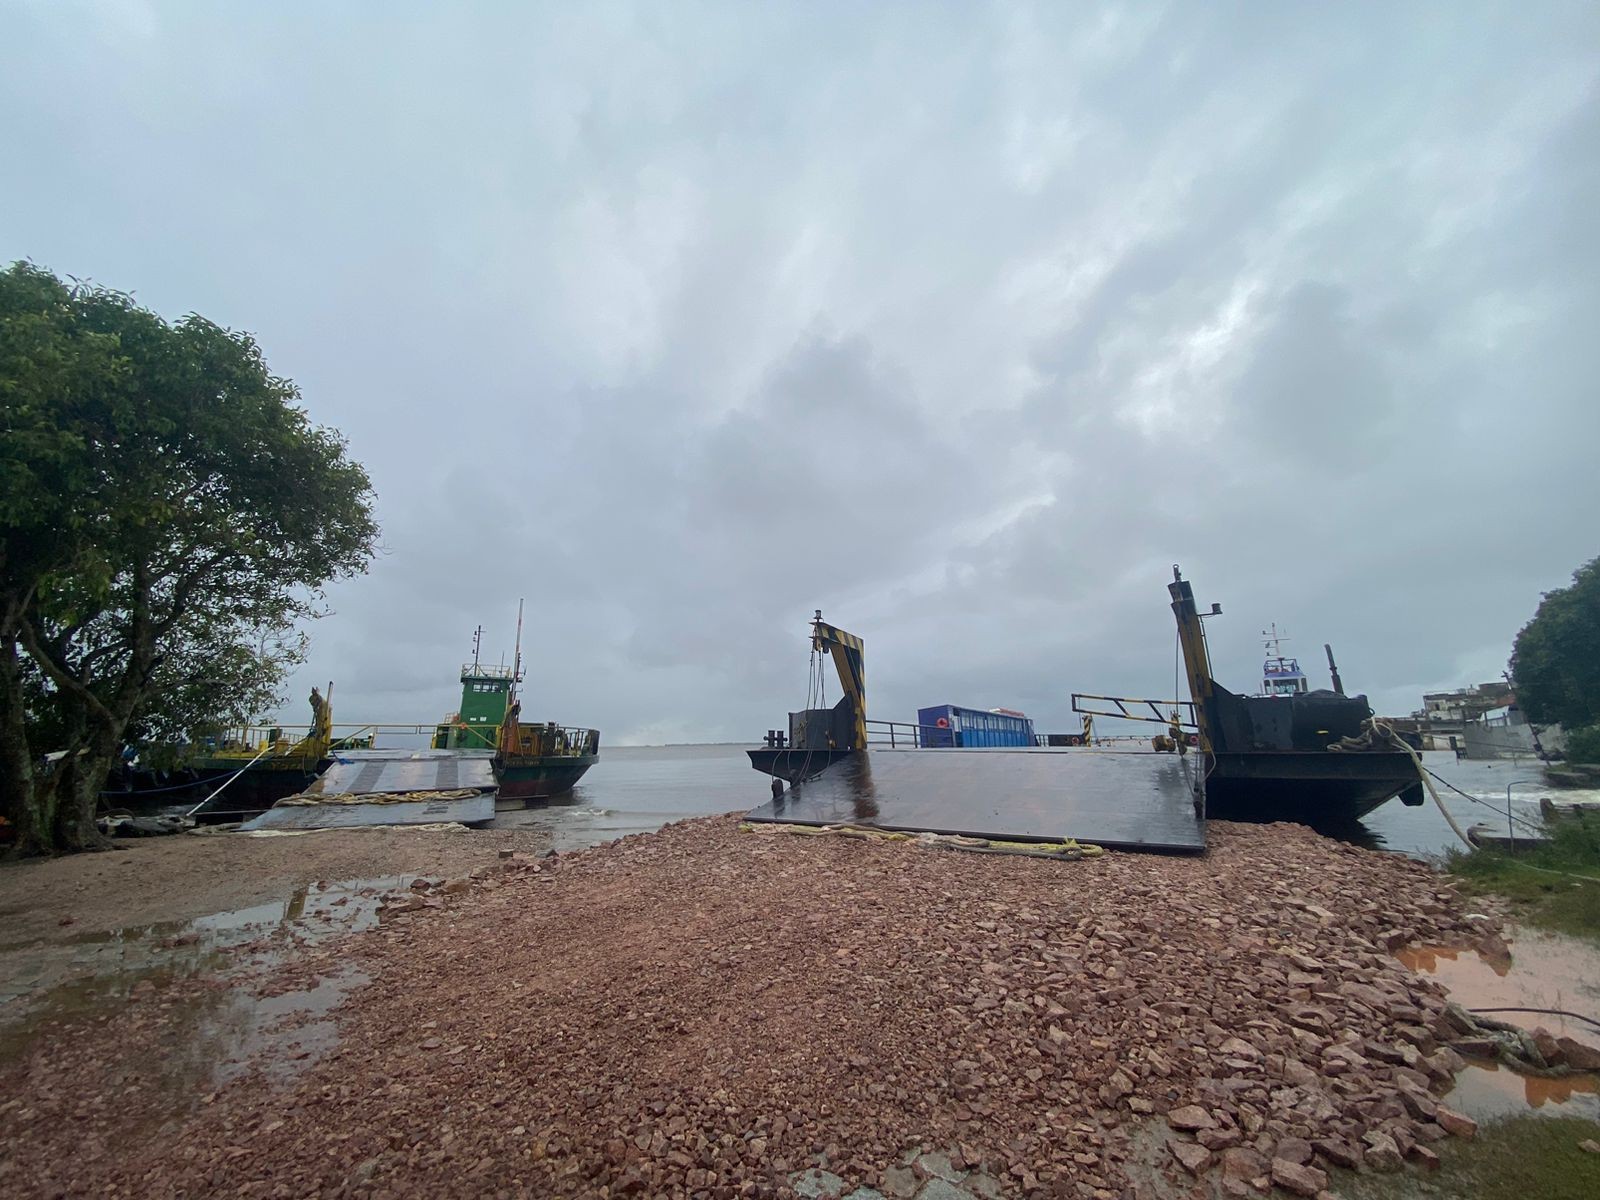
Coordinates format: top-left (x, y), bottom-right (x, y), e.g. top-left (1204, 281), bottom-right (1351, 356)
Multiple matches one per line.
top-left (513, 598), bottom-right (525, 695)
top-left (1263, 623), bottom-right (1287, 660)
top-left (497, 601), bottom-right (526, 756)
top-left (1325, 643), bottom-right (1345, 696)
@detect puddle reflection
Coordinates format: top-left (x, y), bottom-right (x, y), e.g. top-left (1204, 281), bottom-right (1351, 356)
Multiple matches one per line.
top-left (1397, 927), bottom-right (1600, 1122)
top-left (0, 876), bottom-right (399, 1079)
top-left (1450, 1058), bottom-right (1600, 1122)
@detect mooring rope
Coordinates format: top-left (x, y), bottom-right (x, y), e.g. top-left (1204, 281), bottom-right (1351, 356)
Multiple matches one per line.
top-left (1468, 1006), bottom-right (1600, 1034)
top-left (1421, 764), bottom-right (1546, 837)
top-left (1342, 719), bottom-right (1473, 848)
top-left (184, 744), bottom-right (275, 818)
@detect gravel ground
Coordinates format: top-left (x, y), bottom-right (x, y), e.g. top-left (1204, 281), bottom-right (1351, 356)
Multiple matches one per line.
top-left (0, 824), bottom-right (551, 947)
top-left (0, 816), bottom-right (1530, 1198)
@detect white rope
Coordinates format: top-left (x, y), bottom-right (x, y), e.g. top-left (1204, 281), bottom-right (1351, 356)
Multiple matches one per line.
top-left (1370, 719), bottom-right (1473, 848)
top-left (184, 743), bottom-right (275, 818)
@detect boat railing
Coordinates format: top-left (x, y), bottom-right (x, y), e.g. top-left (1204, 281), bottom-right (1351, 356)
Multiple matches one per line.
top-left (865, 719), bottom-right (1057, 749)
top-left (194, 720), bottom-right (603, 761)
top-left (478, 722), bottom-right (601, 758)
top-left (461, 662), bottom-right (517, 681)
top-left (1071, 694), bottom-right (1199, 729)
top-left (195, 722), bottom-right (445, 759)
top-left (865, 719), bottom-right (956, 748)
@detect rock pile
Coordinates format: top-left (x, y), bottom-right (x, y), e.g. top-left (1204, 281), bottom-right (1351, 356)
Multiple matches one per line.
top-left (0, 816), bottom-right (1539, 1199)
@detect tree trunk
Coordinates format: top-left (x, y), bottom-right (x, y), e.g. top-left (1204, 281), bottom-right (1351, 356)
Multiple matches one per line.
top-left (12, 584), bottom-right (146, 854)
top-left (0, 628), bottom-right (118, 855)
top-left (55, 716), bottom-right (118, 852)
top-left (0, 629), bottom-right (46, 855)
top-left (18, 772), bottom-right (64, 857)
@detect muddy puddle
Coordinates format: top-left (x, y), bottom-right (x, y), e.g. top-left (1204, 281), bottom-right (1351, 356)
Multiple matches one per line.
top-left (1445, 1056), bottom-right (1600, 1120)
top-left (1397, 926), bottom-right (1600, 1123)
top-left (0, 875), bottom-right (404, 1096)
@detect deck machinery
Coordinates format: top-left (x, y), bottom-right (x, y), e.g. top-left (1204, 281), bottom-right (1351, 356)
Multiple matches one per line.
top-left (748, 610), bottom-right (867, 783)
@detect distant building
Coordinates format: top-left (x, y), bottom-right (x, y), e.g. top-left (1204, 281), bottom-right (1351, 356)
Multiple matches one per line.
top-left (1411, 681), bottom-right (1564, 758)
top-left (1416, 682), bottom-right (1515, 738)
top-left (1461, 703), bottom-right (1565, 760)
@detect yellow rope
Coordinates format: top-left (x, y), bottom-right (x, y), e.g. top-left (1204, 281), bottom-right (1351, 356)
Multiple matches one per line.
top-left (276, 788), bottom-right (486, 807)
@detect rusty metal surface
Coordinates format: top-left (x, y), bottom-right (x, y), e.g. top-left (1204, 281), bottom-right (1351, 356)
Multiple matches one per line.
top-left (745, 747), bottom-right (1205, 853)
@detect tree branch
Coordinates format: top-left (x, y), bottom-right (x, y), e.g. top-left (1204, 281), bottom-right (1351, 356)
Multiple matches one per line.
top-left (16, 614), bottom-right (116, 725)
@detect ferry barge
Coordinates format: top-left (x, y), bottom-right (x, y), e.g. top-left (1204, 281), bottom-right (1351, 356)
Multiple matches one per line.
top-left (1168, 568), bottom-right (1424, 822)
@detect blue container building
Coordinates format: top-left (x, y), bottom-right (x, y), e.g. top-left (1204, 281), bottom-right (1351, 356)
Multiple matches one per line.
top-left (916, 704), bottom-right (1036, 748)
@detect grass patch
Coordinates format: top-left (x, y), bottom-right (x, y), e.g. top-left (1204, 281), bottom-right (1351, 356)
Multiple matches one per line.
top-left (1446, 816), bottom-right (1600, 941)
top-left (1336, 1116), bottom-right (1600, 1200)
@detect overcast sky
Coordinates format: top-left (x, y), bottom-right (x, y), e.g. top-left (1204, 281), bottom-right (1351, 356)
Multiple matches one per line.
top-left (5, 2), bottom-right (1598, 743)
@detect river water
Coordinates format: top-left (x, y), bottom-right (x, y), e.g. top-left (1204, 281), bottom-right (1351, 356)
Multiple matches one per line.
top-left (1358, 751), bottom-right (1599, 857)
top-left (495, 744), bottom-right (1597, 861)
top-left (491, 743), bottom-right (763, 850)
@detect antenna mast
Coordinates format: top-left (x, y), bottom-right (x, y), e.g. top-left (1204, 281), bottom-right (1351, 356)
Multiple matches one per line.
top-left (513, 599), bottom-right (525, 690)
top-left (1262, 623), bottom-right (1291, 659)
top-left (471, 624), bottom-right (484, 669)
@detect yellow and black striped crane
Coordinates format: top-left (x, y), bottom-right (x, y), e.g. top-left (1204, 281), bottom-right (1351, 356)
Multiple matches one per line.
top-left (812, 610), bottom-right (866, 751)
top-left (1168, 565), bottom-right (1220, 756)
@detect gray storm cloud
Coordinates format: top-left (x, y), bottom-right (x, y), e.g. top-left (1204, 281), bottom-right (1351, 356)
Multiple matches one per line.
top-left (4, 1), bottom-right (1597, 742)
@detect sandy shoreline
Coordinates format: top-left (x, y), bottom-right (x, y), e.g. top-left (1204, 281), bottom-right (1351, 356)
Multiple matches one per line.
top-left (0, 824), bottom-right (552, 949)
top-left (3, 813), bottom-right (1566, 1198)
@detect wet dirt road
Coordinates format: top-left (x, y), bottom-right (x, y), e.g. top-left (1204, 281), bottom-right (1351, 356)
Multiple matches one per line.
top-left (0, 822), bottom-right (550, 947)
top-left (6, 815), bottom-right (1579, 1200)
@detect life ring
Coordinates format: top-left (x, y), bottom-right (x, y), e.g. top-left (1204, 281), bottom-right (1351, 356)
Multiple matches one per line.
top-left (935, 716), bottom-right (950, 728)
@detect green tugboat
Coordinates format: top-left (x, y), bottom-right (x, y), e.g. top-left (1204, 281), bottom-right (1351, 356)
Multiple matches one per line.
top-left (430, 606), bottom-right (599, 803)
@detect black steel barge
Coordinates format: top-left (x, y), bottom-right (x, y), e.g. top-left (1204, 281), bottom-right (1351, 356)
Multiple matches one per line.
top-left (1168, 568), bottom-right (1424, 823)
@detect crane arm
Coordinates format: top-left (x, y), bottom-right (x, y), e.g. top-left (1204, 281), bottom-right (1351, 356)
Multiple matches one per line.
top-left (1168, 565), bottom-right (1219, 754)
top-left (812, 611), bottom-right (866, 751)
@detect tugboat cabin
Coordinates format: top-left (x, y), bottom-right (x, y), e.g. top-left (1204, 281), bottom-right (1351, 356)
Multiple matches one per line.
top-left (434, 662), bottom-right (516, 750)
top-left (1261, 625), bottom-right (1309, 698)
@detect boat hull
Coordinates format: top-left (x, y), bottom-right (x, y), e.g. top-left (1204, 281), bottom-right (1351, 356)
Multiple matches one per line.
top-left (747, 747), bottom-right (855, 783)
top-left (495, 754), bottom-right (598, 802)
top-left (1204, 750), bottom-right (1423, 823)
top-left (113, 762), bottom-right (324, 823)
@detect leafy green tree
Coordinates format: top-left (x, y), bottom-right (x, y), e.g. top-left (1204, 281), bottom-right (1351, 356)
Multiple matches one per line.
top-left (1563, 724), bottom-right (1600, 766)
top-left (1, 263), bottom-right (377, 854)
top-left (1510, 555), bottom-right (1600, 739)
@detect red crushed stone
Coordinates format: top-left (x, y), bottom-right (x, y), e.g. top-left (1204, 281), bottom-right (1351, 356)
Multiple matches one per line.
top-left (0, 815), bottom-right (1494, 1199)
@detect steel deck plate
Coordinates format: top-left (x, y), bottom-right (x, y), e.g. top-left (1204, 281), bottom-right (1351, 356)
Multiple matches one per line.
top-left (240, 793), bottom-right (496, 830)
top-left (745, 747), bottom-right (1206, 853)
top-left (239, 749), bottom-right (497, 831)
top-left (301, 750), bottom-right (496, 796)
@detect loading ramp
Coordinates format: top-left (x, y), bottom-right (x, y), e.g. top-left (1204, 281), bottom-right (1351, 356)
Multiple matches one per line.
top-left (745, 746), bottom-right (1206, 854)
top-left (240, 749), bottom-right (497, 831)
